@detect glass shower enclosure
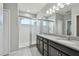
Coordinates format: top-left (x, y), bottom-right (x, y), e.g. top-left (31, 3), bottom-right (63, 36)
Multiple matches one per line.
top-left (18, 17), bottom-right (55, 48)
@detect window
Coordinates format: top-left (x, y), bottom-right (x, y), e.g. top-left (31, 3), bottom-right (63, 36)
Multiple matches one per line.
top-left (19, 17), bottom-right (31, 24)
top-left (19, 17), bottom-right (37, 25)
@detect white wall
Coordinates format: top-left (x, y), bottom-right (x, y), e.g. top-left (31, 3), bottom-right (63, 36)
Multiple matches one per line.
top-left (0, 3), bottom-right (3, 55)
top-left (3, 3), bottom-right (19, 52)
top-left (71, 4), bottom-right (79, 36)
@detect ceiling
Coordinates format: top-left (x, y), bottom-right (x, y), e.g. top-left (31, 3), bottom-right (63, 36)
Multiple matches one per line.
top-left (56, 4), bottom-right (72, 15)
top-left (18, 3), bottom-right (47, 14)
top-left (42, 3), bottom-right (72, 16)
top-left (18, 3), bottom-right (78, 19)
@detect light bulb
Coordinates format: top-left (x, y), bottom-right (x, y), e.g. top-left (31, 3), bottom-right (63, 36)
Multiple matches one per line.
top-left (49, 8), bottom-right (53, 14)
top-left (49, 8), bottom-right (52, 11)
top-left (58, 3), bottom-right (61, 6)
top-left (56, 7), bottom-right (59, 10)
top-left (53, 5), bottom-right (56, 10)
top-left (46, 10), bottom-right (49, 14)
top-left (60, 3), bottom-right (64, 8)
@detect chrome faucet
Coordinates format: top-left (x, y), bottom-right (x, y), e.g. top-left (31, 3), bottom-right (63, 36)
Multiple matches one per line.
top-left (68, 35), bottom-right (71, 40)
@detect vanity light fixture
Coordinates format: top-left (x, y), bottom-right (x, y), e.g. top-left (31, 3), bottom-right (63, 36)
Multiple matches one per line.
top-left (46, 3), bottom-right (71, 15)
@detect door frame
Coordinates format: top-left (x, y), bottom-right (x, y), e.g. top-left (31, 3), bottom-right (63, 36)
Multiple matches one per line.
top-left (3, 9), bottom-right (10, 55)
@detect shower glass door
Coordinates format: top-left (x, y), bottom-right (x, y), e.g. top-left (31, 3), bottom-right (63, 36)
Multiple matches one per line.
top-left (18, 17), bottom-right (31, 48)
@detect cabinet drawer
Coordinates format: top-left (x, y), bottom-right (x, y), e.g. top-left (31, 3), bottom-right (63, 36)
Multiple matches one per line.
top-left (49, 46), bottom-right (59, 56)
top-left (37, 39), bottom-right (40, 49)
top-left (39, 41), bottom-right (43, 53)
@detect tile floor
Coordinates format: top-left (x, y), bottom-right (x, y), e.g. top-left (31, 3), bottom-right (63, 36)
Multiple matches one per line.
top-left (8, 46), bottom-right (41, 56)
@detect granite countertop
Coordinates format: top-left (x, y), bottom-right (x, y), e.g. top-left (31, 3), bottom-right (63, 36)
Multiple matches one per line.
top-left (37, 34), bottom-right (79, 52)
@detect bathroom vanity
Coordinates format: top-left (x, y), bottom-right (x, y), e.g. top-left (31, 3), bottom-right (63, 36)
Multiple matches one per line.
top-left (36, 34), bottom-right (79, 56)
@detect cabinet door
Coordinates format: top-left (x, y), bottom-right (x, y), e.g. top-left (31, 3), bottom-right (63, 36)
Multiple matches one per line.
top-left (39, 40), bottom-right (43, 54)
top-left (36, 36), bottom-right (38, 47)
top-left (44, 42), bottom-right (48, 51)
top-left (43, 42), bottom-right (49, 56)
top-left (49, 46), bottom-right (59, 56)
top-left (44, 50), bottom-right (48, 56)
top-left (37, 36), bottom-right (40, 51)
top-left (36, 38), bottom-right (39, 49)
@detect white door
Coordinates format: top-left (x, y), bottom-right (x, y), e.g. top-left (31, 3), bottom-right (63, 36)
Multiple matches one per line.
top-left (3, 10), bottom-right (10, 55)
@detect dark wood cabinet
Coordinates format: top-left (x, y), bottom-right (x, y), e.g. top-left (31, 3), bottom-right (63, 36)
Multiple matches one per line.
top-left (36, 35), bottom-right (68, 56)
top-left (36, 36), bottom-right (40, 50)
top-left (39, 40), bottom-right (43, 54)
top-left (43, 40), bottom-right (49, 56)
top-left (36, 36), bottom-right (44, 55)
top-left (36, 35), bottom-right (79, 56)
